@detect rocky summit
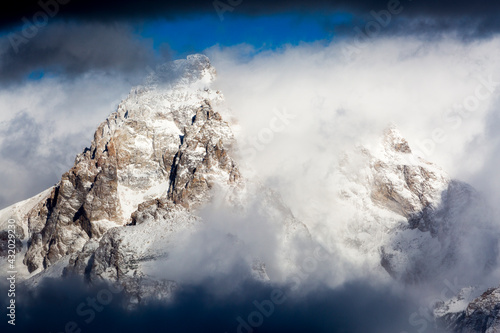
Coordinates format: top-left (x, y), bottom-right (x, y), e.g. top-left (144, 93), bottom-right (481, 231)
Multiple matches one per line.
top-left (0, 55), bottom-right (310, 301)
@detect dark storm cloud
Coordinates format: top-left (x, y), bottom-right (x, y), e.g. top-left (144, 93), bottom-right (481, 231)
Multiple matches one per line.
top-left (0, 0), bottom-right (499, 23)
top-left (0, 277), bottom-right (438, 333)
top-left (0, 22), bottom-right (163, 86)
top-left (1, 0), bottom-right (500, 31)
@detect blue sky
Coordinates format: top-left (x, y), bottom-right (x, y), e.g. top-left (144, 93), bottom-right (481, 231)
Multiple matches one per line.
top-left (16, 12), bottom-right (353, 81)
top-left (138, 13), bottom-right (353, 58)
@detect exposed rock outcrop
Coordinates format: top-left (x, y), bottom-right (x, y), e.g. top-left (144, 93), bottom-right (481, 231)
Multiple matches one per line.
top-left (436, 286), bottom-right (500, 332)
top-left (337, 127), bottom-right (497, 284)
top-left (1, 54), bottom-right (308, 302)
top-left (23, 55), bottom-right (240, 274)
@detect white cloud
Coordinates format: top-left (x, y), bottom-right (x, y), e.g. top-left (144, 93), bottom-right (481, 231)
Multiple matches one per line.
top-left (0, 72), bottom-right (135, 208)
top-left (207, 35), bottom-right (500, 214)
top-left (201, 36), bottom-right (500, 293)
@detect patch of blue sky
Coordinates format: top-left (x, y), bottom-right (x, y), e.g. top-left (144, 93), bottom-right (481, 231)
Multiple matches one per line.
top-left (138, 12), bottom-right (353, 59)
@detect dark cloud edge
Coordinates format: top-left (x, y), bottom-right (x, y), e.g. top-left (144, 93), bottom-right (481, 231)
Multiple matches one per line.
top-left (0, 276), bottom-right (438, 333)
top-left (2, 0), bottom-right (500, 31)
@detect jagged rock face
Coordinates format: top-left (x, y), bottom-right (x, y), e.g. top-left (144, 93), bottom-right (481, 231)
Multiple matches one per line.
top-left (338, 127), bottom-right (497, 284)
top-left (23, 55), bottom-right (240, 273)
top-left (371, 128), bottom-right (449, 220)
top-left (64, 200), bottom-right (197, 302)
top-left (166, 103), bottom-right (240, 207)
top-left (63, 183), bottom-right (309, 300)
top-left (379, 179), bottom-right (496, 284)
top-left (64, 199), bottom-right (195, 283)
top-left (14, 54), bottom-right (307, 302)
top-left (463, 288), bottom-right (500, 332)
top-left (0, 54), bottom-right (308, 302)
top-left (436, 287), bottom-right (500, 332)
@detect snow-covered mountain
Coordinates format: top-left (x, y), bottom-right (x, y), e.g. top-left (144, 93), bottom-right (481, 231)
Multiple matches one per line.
top-left (1, 54), bottom-right (499, 331)
top-left (334, 126), bottom-right (497, 285)
top-left (0, 55), bottom-right (310, 300)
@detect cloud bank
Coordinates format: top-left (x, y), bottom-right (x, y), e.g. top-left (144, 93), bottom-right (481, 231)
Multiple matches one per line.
top-left (206, 35), bottom-right (500, 292)
top-left (207, 36), bottom-right (500, 211)
top-left (0, 277), bottom-right (428, 333)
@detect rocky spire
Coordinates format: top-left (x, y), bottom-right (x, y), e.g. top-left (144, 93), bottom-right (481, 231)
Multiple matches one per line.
top-left (23, 55), bottom-right (240, 273)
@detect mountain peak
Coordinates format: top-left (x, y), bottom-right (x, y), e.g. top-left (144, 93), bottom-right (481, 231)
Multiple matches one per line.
top-left (146, 53), bottom-right (216, 88)
top-left (382, 125), bottom-right (412, 154)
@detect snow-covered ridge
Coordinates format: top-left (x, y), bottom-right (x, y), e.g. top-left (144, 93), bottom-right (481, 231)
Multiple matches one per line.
top-left (144, 54), bottom-right (216, 89)
top-left (0, 54), bottom-right (309, 300)
top-left (18, 54), bottom-right (237, 273)
top-left (332, 125), bottom-right (497, 286)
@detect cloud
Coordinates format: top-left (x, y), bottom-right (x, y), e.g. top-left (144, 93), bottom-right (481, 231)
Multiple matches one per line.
top-left (205, 35), bottom-right (500, 290)
top-left (0, 22), bottom-right (171, 209)
top-left (0, 2), bottom-right (497, 88)
top-left (0, 71), bottom-right (134, 209)
top-left (207, 36), bottom-right (500, 190)
top-left (467, 93), bottom-right (500, 211)
top-left (147, 198), bottom-right (286, 286)
top-left (0, 277), bottom-right (432, 333)
top-left (0, 22), bottom-right (164, 86)
top-left (1, 0), bottom-right (500, 23)
top-left (3, 0), bottom-right (500, 37)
